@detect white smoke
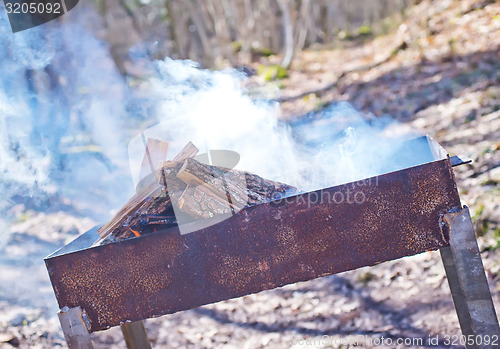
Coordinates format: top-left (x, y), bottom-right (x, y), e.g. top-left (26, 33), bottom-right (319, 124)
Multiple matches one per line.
top-left (0, 3), bottom-right (433, 220)
top-left (128, 59), bottom-right (299, 188)
top-left (0, 4), bottom-right (134, 219)
top-left (128, 59), bottom-right (431, 193)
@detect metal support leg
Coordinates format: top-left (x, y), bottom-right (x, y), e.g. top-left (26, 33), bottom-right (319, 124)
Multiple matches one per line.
top-left (440, 206), bottom-right (500, 349)
top-left (58, 306), bottom-right (94, 349)
top-left (121, 320), bottom-right (152, 349)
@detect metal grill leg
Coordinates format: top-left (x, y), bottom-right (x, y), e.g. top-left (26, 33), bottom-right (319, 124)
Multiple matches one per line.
top-left (121, 320), bottom-right (152, 349)
top-left (440, 206), bottom-right (500, 349)
top-left (58, 306), bottom-right (94, 349)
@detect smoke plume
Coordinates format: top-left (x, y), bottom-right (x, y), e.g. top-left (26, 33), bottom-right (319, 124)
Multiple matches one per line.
top-left (0, 4), bottom-right (433, 219)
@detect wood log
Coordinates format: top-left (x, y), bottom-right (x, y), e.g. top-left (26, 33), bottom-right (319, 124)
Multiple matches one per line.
top-left (97, 144), bottom-right (192, 244)
top-left (176, 157), bottom-right (248, 208)
top-left (139, 138), bottom-right (169, 183)
top-left (96, 178), bottom-right (165, 243)
top-left (176, 157), bottom-right (299, 206)
top-left (171, 141), bottom-right (199, 162)
top-left (97, 154), bottom-right (300, 244)
top-left (177, 185), bottom-right (236, 219)
top-left (97, 161), bottom-right (187, 244)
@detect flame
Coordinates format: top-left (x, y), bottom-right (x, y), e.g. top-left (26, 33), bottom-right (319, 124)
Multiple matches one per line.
top-left (129, 227), bottom-right (141, 237)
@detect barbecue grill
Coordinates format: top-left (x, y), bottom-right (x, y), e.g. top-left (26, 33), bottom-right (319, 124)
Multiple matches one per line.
top-left (45, 135), bottom-right (500, 349)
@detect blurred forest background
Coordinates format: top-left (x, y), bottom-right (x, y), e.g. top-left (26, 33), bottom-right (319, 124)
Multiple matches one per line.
top-left (91, 0), bottom-right (413, 70)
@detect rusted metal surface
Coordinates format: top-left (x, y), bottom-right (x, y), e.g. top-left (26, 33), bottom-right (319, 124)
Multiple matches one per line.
top-left (120, 321), bottom-right (152, 349)
top-left (441, 208), bottom-right (500, 349)
top-left (45, 153), bottom-right (461, 332)
top-left (58, 306), bottom-right (93, 349)
top-left (450, 155), bottom-right (472, 167)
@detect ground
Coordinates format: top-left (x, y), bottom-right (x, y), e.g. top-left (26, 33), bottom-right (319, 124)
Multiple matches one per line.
top-left (1, 0), bottom-right (499, 348)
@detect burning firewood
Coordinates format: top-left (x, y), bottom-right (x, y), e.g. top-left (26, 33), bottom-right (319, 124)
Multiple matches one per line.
top-left (139, 138), bottom-right (170, 183)
top-left (96, 142), bottom-right (299, 244)
top-left (171, 141), bottom-right (199, 162)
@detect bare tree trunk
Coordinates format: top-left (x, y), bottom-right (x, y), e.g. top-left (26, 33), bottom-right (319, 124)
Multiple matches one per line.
top-left (185, 0), bottom-right (214, 64)
top-left (277, 0), bottom-right (294, 68)
top-left (325, 1), bottom-right (336, 43)
top-left (204, 0), bottom-right (234, 65)
top-left (295, 0), bottom-right (310, 52)
top-left (165, 1), bottom-right (186, 59)
top-left (92, 0), bottom-right (414, 68)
